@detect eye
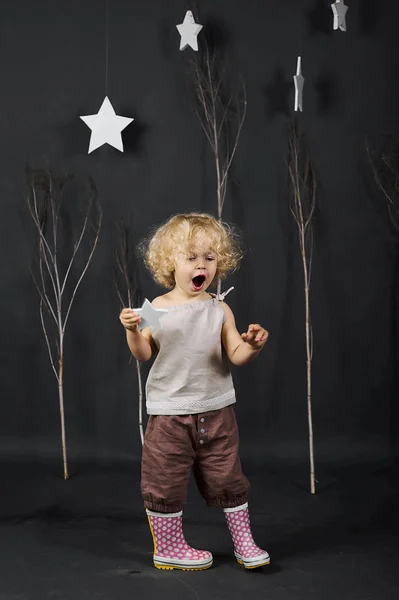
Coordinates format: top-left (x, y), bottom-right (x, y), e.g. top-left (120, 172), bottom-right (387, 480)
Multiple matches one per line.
top-left (206, 256), bottom-right (215, 261)
top-left (188, 256), bottom-right (196, 261)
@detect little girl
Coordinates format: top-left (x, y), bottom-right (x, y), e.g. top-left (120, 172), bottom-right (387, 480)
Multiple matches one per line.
top-left (119, 213), bottom-right (270, 571)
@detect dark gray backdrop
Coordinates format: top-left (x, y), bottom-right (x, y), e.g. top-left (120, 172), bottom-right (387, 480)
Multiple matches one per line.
top-left (0, 0), bottom-right (398, 472)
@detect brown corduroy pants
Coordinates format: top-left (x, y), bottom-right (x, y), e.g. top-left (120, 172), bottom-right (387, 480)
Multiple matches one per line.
top-left (141, 405), bottom-right (250, 513)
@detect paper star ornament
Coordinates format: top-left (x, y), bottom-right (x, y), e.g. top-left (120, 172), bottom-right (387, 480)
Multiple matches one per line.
top-left (176, 11), bottom-right (203, 51)
top-left (293, 56), bottom-right (305, 112)
top-left (133, 298), bottom-right (168, 330)
top-left (331, 1), bottom-right (348, 32)
top-left (80, 96), bottom-right (134, 153)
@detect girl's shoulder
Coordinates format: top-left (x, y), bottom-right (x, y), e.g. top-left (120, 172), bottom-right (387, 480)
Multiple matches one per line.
top-left (151, 295), bottom-right (171, 308)
top-left (208, 295), bottom-right (235, 323)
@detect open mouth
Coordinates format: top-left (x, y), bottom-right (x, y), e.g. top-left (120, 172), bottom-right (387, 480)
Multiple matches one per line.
top-left (192, 275), bottom-right (206, 291)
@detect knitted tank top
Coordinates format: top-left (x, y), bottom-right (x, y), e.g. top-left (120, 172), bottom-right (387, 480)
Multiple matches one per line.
top-left (145, 297), bottom-right (236, 415)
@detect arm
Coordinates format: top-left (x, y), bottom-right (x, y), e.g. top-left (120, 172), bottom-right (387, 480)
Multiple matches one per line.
top-left (221, 302), bottom-right (268, 367)
top-left (125, 327), bottom-right (158, 362)
top-left (120, 308), bottom-right (158, 362)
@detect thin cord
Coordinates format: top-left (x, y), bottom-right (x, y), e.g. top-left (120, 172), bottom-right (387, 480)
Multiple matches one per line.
top-left (298, 4), bottom-right (304, 59)
top-left (105, 0), bottom-right (109, 95)
top-left (296, 5), bottom-right (305, 112)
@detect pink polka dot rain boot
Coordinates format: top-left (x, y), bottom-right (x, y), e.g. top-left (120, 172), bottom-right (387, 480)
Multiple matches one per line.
top-left (224, 503), bottom-right (270, 569)
top-left (146, 509), bottom-right (213, 571)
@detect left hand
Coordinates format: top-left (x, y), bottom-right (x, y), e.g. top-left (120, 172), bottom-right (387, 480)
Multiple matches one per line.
top-left (241, 324), bottom-right (269, 349)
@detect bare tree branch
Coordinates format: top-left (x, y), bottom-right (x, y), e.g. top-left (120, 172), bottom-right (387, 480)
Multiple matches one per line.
top-left (287, 118), bottom-right (317, 495)
top-left (63, 211), bottom-right (102, 332)
top-left (39, 299), bottom-right (59, 381)
top-left (27, 167), bottom-right (102, 479)
top-left (113, 218), bottom-right (144, 445)
top-left (186, 21), bottom-right (247, 296)
top-left (366, 134), bottom-right (399, 234)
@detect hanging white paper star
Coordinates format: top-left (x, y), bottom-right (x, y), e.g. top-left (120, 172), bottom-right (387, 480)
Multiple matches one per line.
top-left (176, 10), bottom-right (203, 51)
top-left (133, 298), bottom-right (168, 331)
top-left (80, 96), bottom-right (134, 154)
top-left (331, 1), bottom-right (348, 32)
top-left (293, 56), bottom-right (305, 112)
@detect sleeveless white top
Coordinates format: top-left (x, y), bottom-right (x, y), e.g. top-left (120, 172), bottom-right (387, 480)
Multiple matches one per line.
top-left (145, 297), bottom-right (236, 415)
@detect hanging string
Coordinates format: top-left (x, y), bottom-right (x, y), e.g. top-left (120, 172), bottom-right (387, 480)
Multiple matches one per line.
top-left (298, 6), bottom-right (304, 58)
top-left (105, 0), bottom-right (109, 95)
top-left (294, 4), bottom-right (305, 114)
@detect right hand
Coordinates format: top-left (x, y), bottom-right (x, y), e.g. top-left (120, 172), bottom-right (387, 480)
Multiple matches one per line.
top-left (119, 308), bottom-right (141, 332)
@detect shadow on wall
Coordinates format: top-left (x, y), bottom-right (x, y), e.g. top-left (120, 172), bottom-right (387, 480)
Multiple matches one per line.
top-left (262, 67), bottom-right (292, 118)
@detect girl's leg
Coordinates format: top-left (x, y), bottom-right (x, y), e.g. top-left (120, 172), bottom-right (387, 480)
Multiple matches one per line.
top-left (141, 415), bottom-right (194, 513)
top-left (141, 415), bottom-right (213, 570)
top-left (193, 407), bottom-right (270, 569)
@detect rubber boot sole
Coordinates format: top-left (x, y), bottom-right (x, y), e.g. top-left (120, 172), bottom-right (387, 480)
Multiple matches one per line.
top-left (235, 552), bottom-right (271, 569)
top-left (153, 557), bottom-right (213, 571)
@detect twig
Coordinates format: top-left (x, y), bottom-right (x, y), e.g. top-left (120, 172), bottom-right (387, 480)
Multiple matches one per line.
top-left (114, 218), bottom-right (144, 446)
top-left (366, 134), bottom-right (399, 234)
top-left (287, 118), bottom-right (317, 495)
top-left (27, 167), bottom-right (102, 479)
top-left (188, 26), bottom-right (246, 296)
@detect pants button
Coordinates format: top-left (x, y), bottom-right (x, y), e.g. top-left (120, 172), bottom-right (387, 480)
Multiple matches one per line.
top-left (200, 428), bottom-right (205, 434)
top-left (199, 440), bottom-right (204, 445)
top-left (200, 418), bottom-right (205, 423)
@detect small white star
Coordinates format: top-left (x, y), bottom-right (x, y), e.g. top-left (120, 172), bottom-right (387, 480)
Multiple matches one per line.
top-left (80, 96), bottom-right (134, 154)
top-left (293, 56), bottom-right (305, 112)
top-left (331, 1), bottom-right (348, 32)
top-left (133, 298), bottom-right (168, 330)
top-left (176, 11), bottom-right (203, 51)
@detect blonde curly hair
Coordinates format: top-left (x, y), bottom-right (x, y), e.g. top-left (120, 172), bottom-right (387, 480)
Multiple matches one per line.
top-left (139, 213), bottom-right (244, 289)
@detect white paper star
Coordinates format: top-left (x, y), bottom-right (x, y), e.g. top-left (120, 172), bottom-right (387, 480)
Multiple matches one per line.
top-left (331, 1), bottom-right (348, 32)
top-left (133, 298), bottom-right (168, 331)
top-left (176, 10), bottom-right (203, 51)
top-left (293, 56), bottom-right (305, 112)
top-left (80, 96), bottom-right (134, 154)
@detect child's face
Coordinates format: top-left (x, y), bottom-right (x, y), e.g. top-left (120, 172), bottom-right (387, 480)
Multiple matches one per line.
top-left (173, 240), bottom-right (218, 296)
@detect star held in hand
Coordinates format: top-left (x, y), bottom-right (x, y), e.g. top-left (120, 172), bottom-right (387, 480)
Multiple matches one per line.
top-left (176, 10), bottom-right (203, 51)
top-left (80, 96), bottom-right (134, 154)
top-left (293, 56), bottom-right (305, 112)
top-left (331, 0), bottom-right (348, 32)
top-left (133, 298), bottom-right (168, 331)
